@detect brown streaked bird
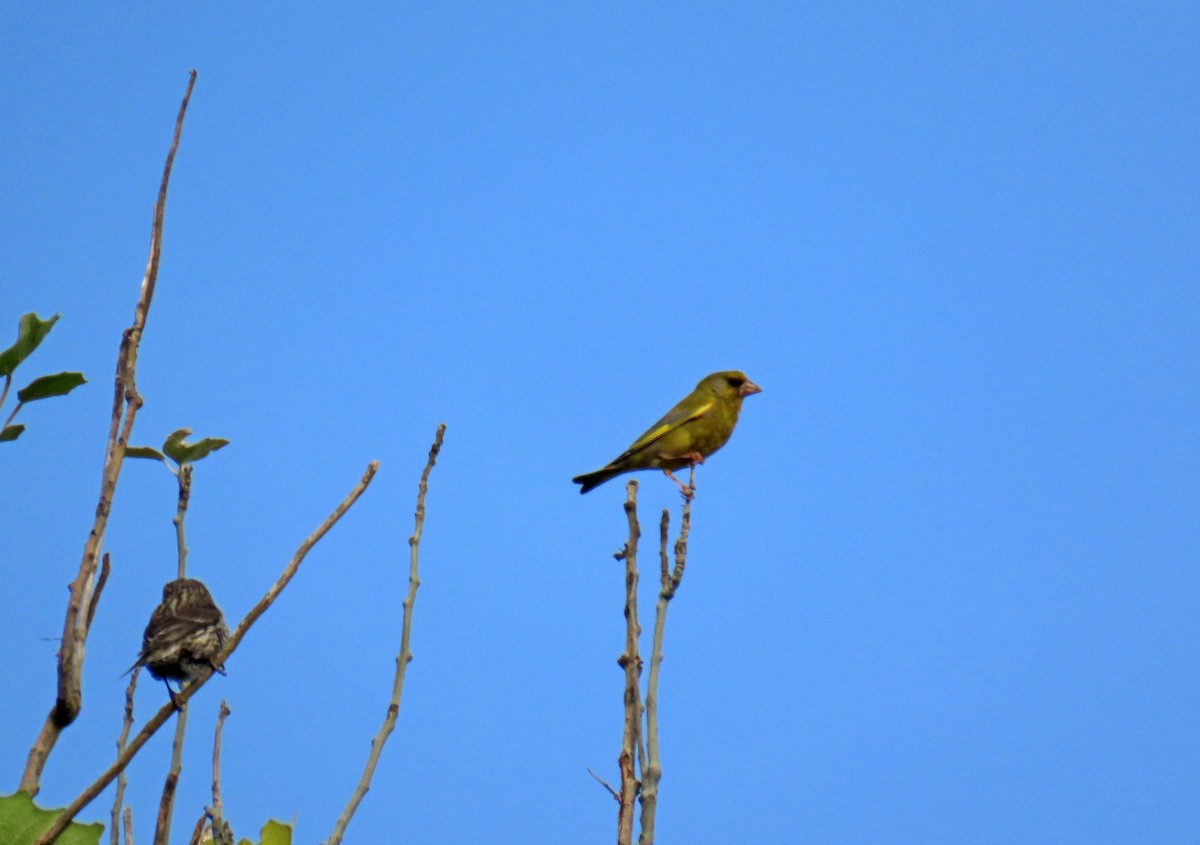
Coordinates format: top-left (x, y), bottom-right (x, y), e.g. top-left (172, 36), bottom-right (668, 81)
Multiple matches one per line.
top-left (126, 577), bottom-right (229, 702)
top-left (573, 370), bottom-right (762, 496)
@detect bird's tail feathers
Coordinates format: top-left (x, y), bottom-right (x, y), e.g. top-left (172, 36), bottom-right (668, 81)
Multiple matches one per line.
top-left (572, 466), bottom-right (623, 494)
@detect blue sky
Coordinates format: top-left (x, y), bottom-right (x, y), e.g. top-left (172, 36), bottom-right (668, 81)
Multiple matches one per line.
top-left (3, 3), bottom-right (1198, 843)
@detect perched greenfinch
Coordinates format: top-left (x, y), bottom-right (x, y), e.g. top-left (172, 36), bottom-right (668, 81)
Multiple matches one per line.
top-left (573, 371), bottom-right (762, 495)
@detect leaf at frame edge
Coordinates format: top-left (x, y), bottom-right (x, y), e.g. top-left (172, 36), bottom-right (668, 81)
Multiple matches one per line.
top-left (0, 425), bottom-right (24, 442)
top-left (259, 819), bottom-right (292, 845)
top-left (0, 791), bottom-right (103, 845)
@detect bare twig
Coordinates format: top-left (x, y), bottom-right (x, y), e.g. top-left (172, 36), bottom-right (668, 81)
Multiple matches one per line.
top-left (32, 460), bottom-right (380, 845)
top-left (587, 767), bottom-right (620, 802)
top-left (615, 480), bottom-right (643, 845)
top-left (123, 806), bottom-right (134, 845)
top-left (110, 673), bottom-right (138, 845)
top-left (86, 553), bottom-right (112, 631)
top-left (19, 70), bottom-right (198, 796)
top-left (153, 703), bottom-right (188, 845)
top-left (2, 397), bottom-right (22, 431)
top-left (210, 700), bottom-right (231, 845)
top-left (326, 425), bottom-right (445, 845)
top-left (151, 454), bottom-right (196, 844)
top-left (637, 468), bottom-right (692, 845)
top-left (185, 814), bottom-right (206, 845)
top-left (174, 464), bottom-right (192, 579)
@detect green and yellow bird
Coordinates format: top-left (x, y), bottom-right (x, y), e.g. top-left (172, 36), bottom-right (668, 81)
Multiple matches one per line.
top-left (573, 370), bottom-right (762, 495)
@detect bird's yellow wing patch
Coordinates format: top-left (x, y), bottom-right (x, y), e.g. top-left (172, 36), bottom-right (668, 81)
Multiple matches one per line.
top-left (624, 396), bottom-right (714, 456)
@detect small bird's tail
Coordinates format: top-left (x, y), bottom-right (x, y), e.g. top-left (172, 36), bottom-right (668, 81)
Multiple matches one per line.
top-left (572, 466), bottom-right (623, 494)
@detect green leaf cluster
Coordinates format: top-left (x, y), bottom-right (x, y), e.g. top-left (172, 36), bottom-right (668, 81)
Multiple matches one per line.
top-left (128, 428), bottom-right (230, 467)
top-left (1, 312), bottom-right (86, 442)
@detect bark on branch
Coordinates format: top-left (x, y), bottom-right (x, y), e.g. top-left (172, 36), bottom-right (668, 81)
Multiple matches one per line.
top-left (19, 69), bottom-right (198, 796)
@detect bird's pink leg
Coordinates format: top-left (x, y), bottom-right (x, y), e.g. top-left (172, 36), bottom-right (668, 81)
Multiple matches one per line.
top-left (663, 469), bottom-right (695, 500)
top-left (682, 451), bottom-right (705, 465)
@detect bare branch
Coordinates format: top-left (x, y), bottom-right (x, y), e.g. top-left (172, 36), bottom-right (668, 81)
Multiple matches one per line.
top-left (149, 461), bottom-right (196, 845)
top-left (210, 700), bottom-right (231, 845)
top-left (110, 673), bottom-right (138, 845)
top-left (123, 806), bottom-right (134, 845)
top-left (86, 553), bottom-right (112, 632)
top-left (615, 480), bottom-right (643, 845)
top-left (185, 813), bottom-right (206, 845)
top-left (587, 767), bottom-right (620, 803)
top-left (19, 70), bottom-right (198, 796)
top-left (326, 425), bottom-right (446, 845)
top-left (174, 464), bottom-right (192, 579)
top-left (153, 704), bottom-right (189, 845)
top-left (637, 475), bottom-right (692, 845)
top-left (32, 460), bottom-right (380, 845)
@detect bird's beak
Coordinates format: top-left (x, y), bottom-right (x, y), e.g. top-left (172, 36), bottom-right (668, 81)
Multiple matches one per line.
top-left (740, 380), bottom-right (762, 397)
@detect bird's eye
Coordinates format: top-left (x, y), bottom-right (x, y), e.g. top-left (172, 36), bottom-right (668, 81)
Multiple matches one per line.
top-left (727, 376), bottom-right (744, 387)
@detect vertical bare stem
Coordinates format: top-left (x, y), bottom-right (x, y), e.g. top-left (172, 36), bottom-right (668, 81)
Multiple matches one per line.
top-left (110, 674), bottom-right (138, 845)
top-left (615, 480), bottom-right (642, 845)
top-left (174, 464), bottom-right (192, 579)
top-left (18, 69), bottom-right (198, 796)
top-left (637, 472), bottom-right (693, 845)
top-left (123, 806), bottom-right (134, 845)
top-left (153, 704), bottom-right (188, 845)
top-left (326, 425), bottom-right (446, 845)
top-left (210, 700), bottom-right (231, 845)
top-left (87, 553), bottom-right (112, 631)
top-left (185, 814), bottom-right (207, 845)
top-left (151, 455), bottom-right (195, 843)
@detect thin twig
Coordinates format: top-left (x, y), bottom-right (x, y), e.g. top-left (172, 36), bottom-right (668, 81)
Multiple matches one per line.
top-left (326, 425), bottom-right (445, 845)
top-left (153, 703), bottom-right (188, 845)
top-left (32, 460), bottom-right (380, 845)
top-left (615, 480), bottom-right (642, 845)
top-left (185, 814), bottom-right (206, 845)
top-left (174, 464), bottom-right (192, 579)
top-left (110, 673), bottom-right (138, 845)
top-left (19, 70), bottom-right (197, 796)
top-left (123, 806), bottom-right (134, 845)
top-left (637, 470), bottom-right (692, 845)
top-left (86, 553), bottom-right (112, 632)
top-left (3, 398), bottom-right (24, 431)
top-left (587, 767), bottom-right (620, 802)
top-left (152, 455), bottom-right (195, 844)
top-left (148, 459), bottom-right (194, 844)
top-left (210, 700), bottom-right (231, 845)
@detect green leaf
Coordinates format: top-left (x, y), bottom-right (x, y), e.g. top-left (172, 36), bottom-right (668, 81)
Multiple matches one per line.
top-left (16, 371), bottom-right (86, 403)
top-left (161, 428), bottom-right (192, 462)
top-left (0, 313), bottom-right (60, 377)
top-left (126, 445), bottom-right (166, 460)
top-left (0, 791), bottom-right (103, 845)
top-left (0, 425), bottom-right (24, 442)
top-left (259, 820), bottom-right (292, 845)
top-left (163, 428), bottom-right (230, 465)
